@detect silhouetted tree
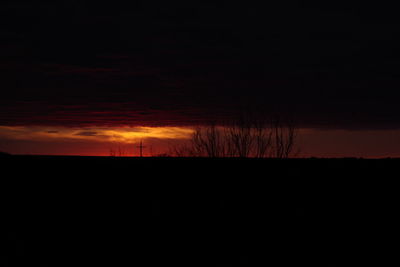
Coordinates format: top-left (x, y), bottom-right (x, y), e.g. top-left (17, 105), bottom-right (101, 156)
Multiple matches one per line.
top-left (253, 118), bottom-right (273, 158)
top-left (170, 114), bottom-right (298, 158)
top-left (172, 125), bottom-right (228, 157)
top-left (271, 117), bottom-right (297, 158)
top-left (171, 142), bottom-right (197, 157)
top-left (194, 125), bottom-right (228, 157)
top-left (226, 115), bottom-right (254, 157)
top-left (109, 147), bottom-right (127, 157)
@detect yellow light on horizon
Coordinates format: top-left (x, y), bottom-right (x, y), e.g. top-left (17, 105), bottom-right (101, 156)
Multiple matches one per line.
top-left (0, 126), bottom-right (194, 143)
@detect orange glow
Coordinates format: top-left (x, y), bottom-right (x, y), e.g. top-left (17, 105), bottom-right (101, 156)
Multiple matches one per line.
top-left (0, 126), bottom-right (400, 158)
top-left (0, 126), bottom-right (194, 156)
top-left (0, 126), bottom-right (194, 143)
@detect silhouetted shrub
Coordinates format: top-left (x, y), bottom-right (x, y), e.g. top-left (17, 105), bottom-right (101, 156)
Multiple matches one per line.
top-left (171, 114), bottom-right (298, 158)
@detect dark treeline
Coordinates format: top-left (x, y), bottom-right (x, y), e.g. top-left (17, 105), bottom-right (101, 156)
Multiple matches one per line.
top-left (171, 114), bottom-right (298, 158)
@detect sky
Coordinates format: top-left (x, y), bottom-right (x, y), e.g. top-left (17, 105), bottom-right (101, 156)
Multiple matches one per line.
top-left (1, 1), bottom-right (399, 157)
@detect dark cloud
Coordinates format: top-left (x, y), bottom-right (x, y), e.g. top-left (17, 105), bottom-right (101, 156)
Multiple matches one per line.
top-left (1, 1), bottom-right (400, 129)
top-left (75, 131), bottom-right (98, 137)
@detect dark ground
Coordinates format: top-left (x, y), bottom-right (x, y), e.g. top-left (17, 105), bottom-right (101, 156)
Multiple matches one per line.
top-left (1, 155), bottom-right (398, 266)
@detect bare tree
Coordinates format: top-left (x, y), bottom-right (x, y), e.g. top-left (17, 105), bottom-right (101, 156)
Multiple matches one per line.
top-left (170, 141), bottom-right (196, 157)
top-left (183, 125), bottom-right (228, 157)
top-left (271, 117), bottom-right (297, 158)
top-left (169, 113), bottom-right (298, 158)
top-left (169, 125), bottom-right (224, 157)
top-left (226, 116), bottom-right (254, 158)
top-left (109, 146), bottom-right (127, 157)
top-left (253, 118), bottom-right (273, 158)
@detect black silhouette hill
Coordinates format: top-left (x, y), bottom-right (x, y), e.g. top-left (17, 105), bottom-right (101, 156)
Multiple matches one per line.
top-left (2, 156), bottom-right (397, 266)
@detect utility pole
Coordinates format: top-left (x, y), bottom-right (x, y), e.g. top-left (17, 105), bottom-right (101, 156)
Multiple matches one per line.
top-left (136, 141), bottom-right (146, 157)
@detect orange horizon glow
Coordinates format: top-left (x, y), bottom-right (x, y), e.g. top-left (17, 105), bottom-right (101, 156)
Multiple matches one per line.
top-left (0, 126), bottom-right (194, 157)
top-left (0, 125), bottom-right (400, 158)
top-left (0, 126), bottom-right (194, 143)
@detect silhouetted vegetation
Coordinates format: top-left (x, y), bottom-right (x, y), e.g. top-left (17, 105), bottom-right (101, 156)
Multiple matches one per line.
top-left (109, 147), bottom-right (128, 157)
top-left (171, 114), bottom-right (298, 158)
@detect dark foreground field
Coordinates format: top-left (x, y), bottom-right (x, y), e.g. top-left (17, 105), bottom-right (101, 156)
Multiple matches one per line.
top-left (1, 155), bottom-right (398, 266)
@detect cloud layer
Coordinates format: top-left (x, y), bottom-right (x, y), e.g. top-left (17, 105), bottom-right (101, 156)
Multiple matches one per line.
top-left (1, 2), bottom-right (400, 129)
top-left (0, 126), bottom-right (193, 143)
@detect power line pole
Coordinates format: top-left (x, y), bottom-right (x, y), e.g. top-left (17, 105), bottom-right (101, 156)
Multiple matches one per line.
top-left (136, 141), bottom-right (146, 157)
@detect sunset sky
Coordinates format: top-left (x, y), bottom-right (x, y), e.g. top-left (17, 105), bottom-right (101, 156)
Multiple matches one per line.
top-left (1, 1), bottom-right (399, 157)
